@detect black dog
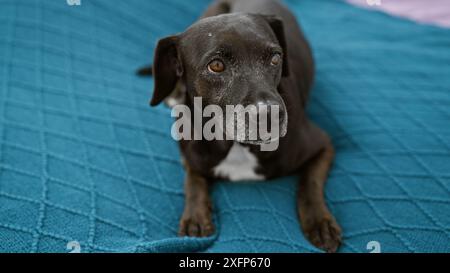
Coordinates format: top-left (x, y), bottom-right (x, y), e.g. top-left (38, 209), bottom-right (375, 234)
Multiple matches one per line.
top-left (139, 0), bottom-right (341, 252)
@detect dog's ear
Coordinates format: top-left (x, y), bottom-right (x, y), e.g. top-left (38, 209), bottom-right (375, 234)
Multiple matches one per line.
top-left (150, 35), bottom-right (183, 106)
top-left (261, 15), bottom-right (289, 77)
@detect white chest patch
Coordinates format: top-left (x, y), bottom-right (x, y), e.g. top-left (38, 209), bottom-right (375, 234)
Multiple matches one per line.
top-left (213, 143), bottom-right (265, 182)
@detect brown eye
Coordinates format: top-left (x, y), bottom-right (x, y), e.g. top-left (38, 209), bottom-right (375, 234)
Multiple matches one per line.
top-left (271, 53), bottom-right (281, 66)
top-left (208, 60), bottom-right (225, 73)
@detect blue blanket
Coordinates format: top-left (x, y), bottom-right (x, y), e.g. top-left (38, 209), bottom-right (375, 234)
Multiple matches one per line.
top-left (1, 0), bottom-right (450, 253)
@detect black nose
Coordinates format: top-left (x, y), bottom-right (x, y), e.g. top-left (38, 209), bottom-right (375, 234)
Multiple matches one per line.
top-left (256, 100), bottom-right (284, 119)
top-left (251, 100), bottom-right (285, 133)
top-left (256, 101), bottom-right (271, 117)
top-left (233, 99), bottom-right (286, 143)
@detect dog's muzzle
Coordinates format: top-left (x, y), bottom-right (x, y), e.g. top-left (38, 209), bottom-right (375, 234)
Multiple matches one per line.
top-left (226, 100), bottom-right (288, 145)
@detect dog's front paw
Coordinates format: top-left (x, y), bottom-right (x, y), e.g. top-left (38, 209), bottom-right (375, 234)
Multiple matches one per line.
top-left (178, 204), bottom-right (215, 237)
top-left (303, 215), bottom-right (342, 253)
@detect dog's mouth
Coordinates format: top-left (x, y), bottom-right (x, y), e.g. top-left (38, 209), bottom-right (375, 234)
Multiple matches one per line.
top-left (227, 113), bottom-right (288, 146)
top-left (236, 137), bottom-right (280, 145)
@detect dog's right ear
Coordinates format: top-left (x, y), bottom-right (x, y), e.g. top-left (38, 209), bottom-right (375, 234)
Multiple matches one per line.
top-left (150, 35), bottom-right (183, 106)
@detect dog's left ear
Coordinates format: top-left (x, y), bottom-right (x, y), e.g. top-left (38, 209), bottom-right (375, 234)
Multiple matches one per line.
top-left (261, 15), bottom-right (289, 77)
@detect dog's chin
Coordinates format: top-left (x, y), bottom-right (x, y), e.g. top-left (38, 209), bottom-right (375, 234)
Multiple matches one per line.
top-left (236, 138), bottom-right (275, 146)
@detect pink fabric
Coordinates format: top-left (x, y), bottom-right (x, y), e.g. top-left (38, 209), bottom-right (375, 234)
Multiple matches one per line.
top-left (347, 0), bottom-right (450, 28)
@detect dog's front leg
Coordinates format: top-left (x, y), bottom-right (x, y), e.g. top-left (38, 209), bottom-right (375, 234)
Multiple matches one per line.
top-left (298, 129), bottom-right (342, 253)
top-left (178, 163), bottom-right (215, 237)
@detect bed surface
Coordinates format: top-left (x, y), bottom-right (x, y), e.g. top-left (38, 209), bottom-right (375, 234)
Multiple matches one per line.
top-left (0, 0), bottom-right (450, 252)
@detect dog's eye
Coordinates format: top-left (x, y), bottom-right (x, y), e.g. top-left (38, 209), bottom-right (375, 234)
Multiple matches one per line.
top-left (270, 53), bottom-right (282, 66)
top-left (208, 60), bottom-right (225, 73)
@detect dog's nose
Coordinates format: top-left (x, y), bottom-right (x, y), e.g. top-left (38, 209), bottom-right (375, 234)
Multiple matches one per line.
top-left (253, 100), bottom-right (285, 133)
top-left (255, 100), bottom-right (284, 121)
top-left (233, 99), bottom-right (286, 143)
top-left (246, 101), bottom-right (271, 124)
top-left (256, 101), bottom-right (270, 116)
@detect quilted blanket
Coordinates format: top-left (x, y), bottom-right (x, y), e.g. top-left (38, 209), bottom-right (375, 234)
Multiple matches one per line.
top-left (0, 0), bottom-right (449, 253)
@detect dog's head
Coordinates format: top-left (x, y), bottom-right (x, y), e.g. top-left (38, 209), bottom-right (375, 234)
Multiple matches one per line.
top-left (150, 13), bottom-right (289, 144)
